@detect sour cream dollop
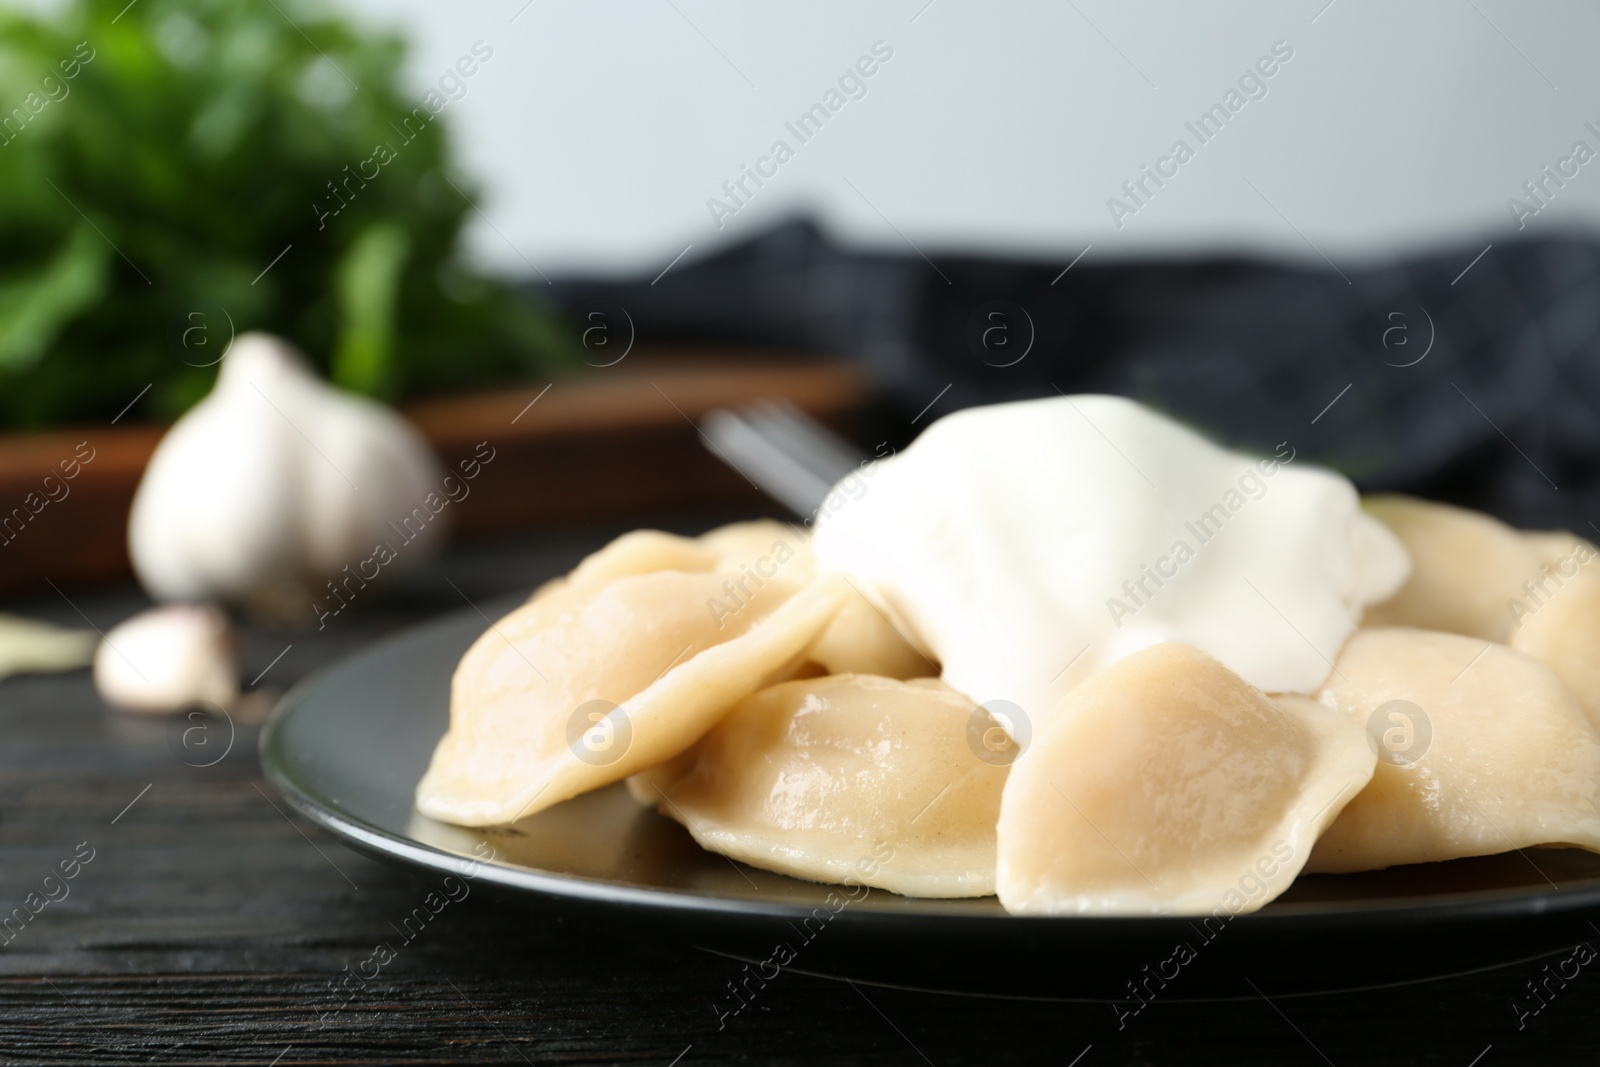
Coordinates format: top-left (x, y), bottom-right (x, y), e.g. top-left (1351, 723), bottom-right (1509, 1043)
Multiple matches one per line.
top-left (812, 395), bottom-right (1409, 720)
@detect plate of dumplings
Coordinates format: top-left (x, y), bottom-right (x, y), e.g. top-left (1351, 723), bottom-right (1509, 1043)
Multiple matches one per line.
top-left (263, 396), bottom-right (1600, 998)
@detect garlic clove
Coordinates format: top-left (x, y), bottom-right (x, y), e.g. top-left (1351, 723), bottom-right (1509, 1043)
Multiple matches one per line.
top-left (0, 614), bottom-right (97, 680)
top-left (128, 333), bottom-right (444, 618)
top-left (93, 604), bottom-right (239, 715)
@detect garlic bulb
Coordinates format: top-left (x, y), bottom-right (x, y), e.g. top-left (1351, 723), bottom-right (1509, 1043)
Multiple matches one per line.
top-left (94, 604), bottom-right (237, 715)
top-left (128, 333), bottom-right (445, 617)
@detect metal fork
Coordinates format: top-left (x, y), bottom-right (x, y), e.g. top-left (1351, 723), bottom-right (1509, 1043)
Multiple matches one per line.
top-left (701, 399), bottom-right (866, 518)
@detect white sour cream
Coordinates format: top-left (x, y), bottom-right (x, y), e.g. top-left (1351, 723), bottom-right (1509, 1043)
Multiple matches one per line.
top-left (812, 395), bottom-right (1409, 721)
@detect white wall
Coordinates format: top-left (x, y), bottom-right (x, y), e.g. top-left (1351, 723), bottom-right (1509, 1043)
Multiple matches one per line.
top-left (346, 0), bottom-right (1600, 277)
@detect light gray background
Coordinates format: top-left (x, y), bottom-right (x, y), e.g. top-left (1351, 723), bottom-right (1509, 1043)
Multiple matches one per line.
top-left (340, 1), bottom-right (1600, 277)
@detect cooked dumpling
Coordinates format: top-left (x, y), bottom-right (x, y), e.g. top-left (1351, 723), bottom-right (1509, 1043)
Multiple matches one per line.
top-left (416, 523), bottom-right (845, 826)
top-left (624, 749), bottom-right (698, 806)
top-left (569, 520), bottom-right (814, 590)
top-left (1307, 627), bottom-right (1600, 873)
top-left (1362, 495), bottom-right (1544, 641)
top-left (997, 643), bottom-right (1374, 915)
top-left (521, 521), bottom-right (813, 609)
top-left (1508, 533), bottom-right (1600, 725)
top-left (658, 674), bottom-right (1006, 897)
top-left (700, 520), bottom-right (817, 574)
top-left (799, 586), bottom-right (935, 680)
top-left (562, 529), bottom-right (724, 588)
top-left (623, 582), bottom-right (935, 806)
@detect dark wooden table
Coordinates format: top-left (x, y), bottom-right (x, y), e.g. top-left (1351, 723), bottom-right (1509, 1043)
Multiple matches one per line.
top-left (4, 515), bottom-right (1600, 1066)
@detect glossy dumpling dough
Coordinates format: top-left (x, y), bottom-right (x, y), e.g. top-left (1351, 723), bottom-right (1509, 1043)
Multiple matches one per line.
top-left (1509, 532), bottom-right (1600, 724)
top-left (997, 644), bottom-right (1374, 915)
top-left (1361, 495), bottom-right (1544, 641)
top-left (657, 674), bottom-right (1006, 898)
top-left (416, 522), bottom-right (844, 826)
top-left (1308, 627), bottom-right (1600, 873)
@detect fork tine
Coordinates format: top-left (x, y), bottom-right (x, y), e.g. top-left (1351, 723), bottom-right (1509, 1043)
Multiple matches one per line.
top-left (701, 408), bottom-right (837, 518)
top-left (745, 398), bottom-right (866, 485)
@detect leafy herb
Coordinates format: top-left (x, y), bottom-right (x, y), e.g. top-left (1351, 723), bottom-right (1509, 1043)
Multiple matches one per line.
top-left (0, 0), bottom-right (573, 429)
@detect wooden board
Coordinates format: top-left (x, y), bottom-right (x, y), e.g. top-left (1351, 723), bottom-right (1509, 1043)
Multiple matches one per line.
top-left (0, 351), bottom-right (869, 595)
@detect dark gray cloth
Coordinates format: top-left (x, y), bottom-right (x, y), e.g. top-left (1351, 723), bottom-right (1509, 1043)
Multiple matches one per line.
top-left (549, 220), bottom-right (1600, 530)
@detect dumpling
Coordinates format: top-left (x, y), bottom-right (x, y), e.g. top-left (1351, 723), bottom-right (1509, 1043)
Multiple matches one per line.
top-left (624, 750), bottom-right (699, 807)
top-left (657, 674), bottom-right (1006, 898)
top-left (620, 577), bottom-right (935, 801)
top-left (621, 581), bottom-right (934, 808)
top-left (571, 521), bottom-right (816, 589)
top-left (798, 586), bottom-right (936, 680)
top-left (520, 521), bottom-right (815, 608)
top-left (1362, 495), bottom-right (1544, 641)
top-left (562, 529), bottom-right (725, 587)
top-left (1508, 533), bottom-right (1600, 724)
top-left (1307, 627), bottom-right (1600, 873)
top-left (700, 520), bottom-right (817, 574)
top-left (415, 523), bottom-right (845, 826)
top-left (997, 643), bottom-right (1374, 916)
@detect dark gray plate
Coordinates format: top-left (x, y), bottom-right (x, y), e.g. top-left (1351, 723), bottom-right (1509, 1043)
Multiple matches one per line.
top-left (261, 602), bottom-right (1600, 1000)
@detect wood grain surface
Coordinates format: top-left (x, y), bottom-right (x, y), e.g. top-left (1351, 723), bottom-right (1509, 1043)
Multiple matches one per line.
top-left (2, 520), bottom-right (1600, 1065)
